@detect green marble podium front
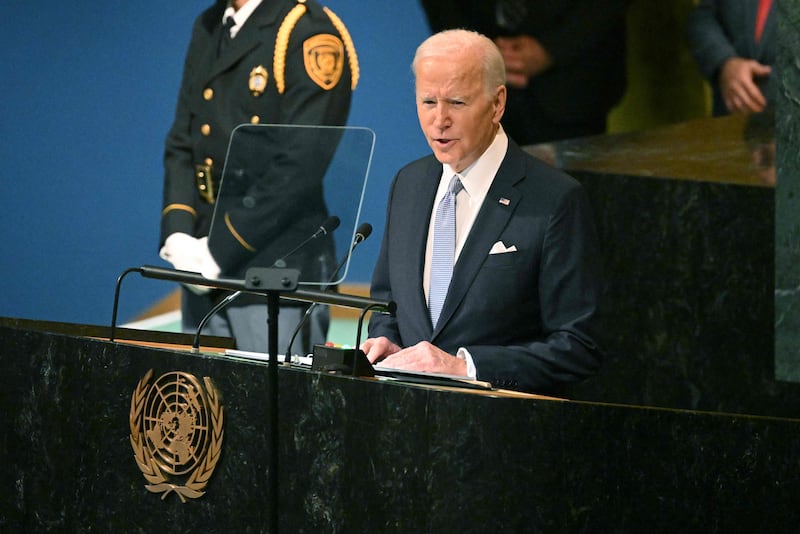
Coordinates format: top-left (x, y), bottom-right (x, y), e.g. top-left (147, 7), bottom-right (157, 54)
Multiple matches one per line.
top-left (1, 321), bottom-right (798, 532)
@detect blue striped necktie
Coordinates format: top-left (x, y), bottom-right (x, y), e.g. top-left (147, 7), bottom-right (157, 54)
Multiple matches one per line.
top-left (429, 175), bottom-right (463, 328)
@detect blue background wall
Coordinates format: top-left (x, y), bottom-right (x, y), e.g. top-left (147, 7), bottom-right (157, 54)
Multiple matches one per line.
top-left (1, 2), bottom-right (432, 325)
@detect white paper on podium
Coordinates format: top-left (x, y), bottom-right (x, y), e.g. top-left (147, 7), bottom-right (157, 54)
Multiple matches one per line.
top-left (224, 349), bottom-right (313, 366)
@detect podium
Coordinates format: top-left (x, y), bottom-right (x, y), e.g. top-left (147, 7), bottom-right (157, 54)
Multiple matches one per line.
top-left (1, 319), bottom-right (798, 531)
top-left (524, 115), bottom-right (800, 417)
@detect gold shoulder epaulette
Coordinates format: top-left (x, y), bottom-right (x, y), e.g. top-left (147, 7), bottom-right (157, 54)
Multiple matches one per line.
top-left (323, 7), bottom-right (359, 90)
top-left (274, 4), bottom-right (307, 95)
top-left (273, 2), bottom-right (359, 95)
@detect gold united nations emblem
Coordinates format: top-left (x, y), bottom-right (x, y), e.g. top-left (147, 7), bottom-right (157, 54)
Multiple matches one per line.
top-left (129, 369), bottom-right (224, 502)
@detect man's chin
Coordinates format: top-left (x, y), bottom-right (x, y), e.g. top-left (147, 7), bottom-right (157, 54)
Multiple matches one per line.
top-left (430, 147), bottom-right (456, 165)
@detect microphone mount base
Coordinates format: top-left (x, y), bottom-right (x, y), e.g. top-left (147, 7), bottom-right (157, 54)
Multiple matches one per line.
top-left (245, 267), bottom-right (300, 292)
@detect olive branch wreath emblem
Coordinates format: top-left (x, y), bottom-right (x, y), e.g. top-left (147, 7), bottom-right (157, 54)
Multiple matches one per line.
top-left (129, 369), bottom-right (224, 502)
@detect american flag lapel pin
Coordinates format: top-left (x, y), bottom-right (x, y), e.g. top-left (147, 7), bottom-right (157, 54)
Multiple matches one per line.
top-left (499, 197), bottom-right (510, 206)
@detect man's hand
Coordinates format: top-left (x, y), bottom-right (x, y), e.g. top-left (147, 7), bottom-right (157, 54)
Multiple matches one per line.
top-left (361, 336), bottom-right (402, 363)
top-left (365, 340), bottom-right (467, 376)
top-left (494, 35), bottom-right (553, 88)
top-left (719, 57), bottom-right (771, 114)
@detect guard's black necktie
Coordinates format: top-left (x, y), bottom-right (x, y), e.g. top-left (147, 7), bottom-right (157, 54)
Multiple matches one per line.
top-left (218, 16), bottom-right (235, 56)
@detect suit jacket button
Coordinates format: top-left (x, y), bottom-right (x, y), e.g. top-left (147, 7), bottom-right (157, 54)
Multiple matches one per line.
top-left (250, 115), bottom-right (260, 124)
top-left (201, 124), bottom-right (211, 136)
top-left (203, 88), bottom-right (214, 100)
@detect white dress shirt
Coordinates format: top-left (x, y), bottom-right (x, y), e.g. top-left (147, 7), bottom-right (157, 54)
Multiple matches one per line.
top-left (422, 127), bottom-right (509, 378)
top-left (423, 126), bottom-right (509, 300)
top-left (223, 0), bottom-right (263, 38)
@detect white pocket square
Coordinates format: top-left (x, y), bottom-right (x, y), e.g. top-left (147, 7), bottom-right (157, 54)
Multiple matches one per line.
top-left (489, 241), bottom-right (517, 254)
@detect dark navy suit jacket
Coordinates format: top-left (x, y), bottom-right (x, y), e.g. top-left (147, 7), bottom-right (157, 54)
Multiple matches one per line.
top-left (368, 141), bottom-right (605, 394)
top-left (687, 0), bottom-right (776, 116)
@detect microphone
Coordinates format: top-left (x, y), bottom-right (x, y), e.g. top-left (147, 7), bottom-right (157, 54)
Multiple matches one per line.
top-left (354, 222), bottom-right (373, 243)
top-left (284, 222), bottom-right (372, 361)
top-left (273, 215), bottom-right (340, 268)
top-left (191, 215), bottom-right (341, 351)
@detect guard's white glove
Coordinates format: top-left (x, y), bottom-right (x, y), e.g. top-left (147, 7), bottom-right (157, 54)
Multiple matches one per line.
top-left (160, 232), bottom-right (203, 270)
top-left (196, 236), bottom-right (221, 280)
top-left (159, 233), bottom-right (221, 295)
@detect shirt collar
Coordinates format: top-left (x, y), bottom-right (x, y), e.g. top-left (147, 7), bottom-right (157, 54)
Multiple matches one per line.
top-left (441, 126), bottom-right (508, 199)
top-left (223, 0), bottom-right (263, 37)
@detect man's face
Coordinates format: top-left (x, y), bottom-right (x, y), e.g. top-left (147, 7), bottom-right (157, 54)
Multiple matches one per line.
top-left (415, 51), bottom-right (505, 173)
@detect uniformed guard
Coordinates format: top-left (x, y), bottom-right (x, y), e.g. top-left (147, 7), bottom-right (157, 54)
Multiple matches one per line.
top-left (159, 0), bottom-right (358, 353)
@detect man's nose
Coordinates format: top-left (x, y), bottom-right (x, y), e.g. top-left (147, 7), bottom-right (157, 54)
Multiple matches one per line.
top-left (432, 103), bottom-right (451, 128)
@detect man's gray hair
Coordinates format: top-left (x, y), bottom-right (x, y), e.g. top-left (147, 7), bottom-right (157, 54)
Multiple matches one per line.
top-left (412, 29), bottom-right (506, 94)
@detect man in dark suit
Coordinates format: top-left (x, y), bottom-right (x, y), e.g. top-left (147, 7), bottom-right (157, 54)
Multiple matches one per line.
top-left (159, 0), bottom-right (358, 352)
top-left (419, 0), bottom-right (630, 146)
top-left (687, 0), bottom-right (775, 116)
top-left (362, 30), bottom-right (604, 395)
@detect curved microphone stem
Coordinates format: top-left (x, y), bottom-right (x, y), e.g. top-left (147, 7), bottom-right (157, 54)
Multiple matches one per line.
top-left (284, 223), bottom-right (371, 361)
top-left (191, 215), bottom-right (340, 352)
top-left (284, 304), bottom-right (320, 363)
top-left (354, 303), bottom-right (384, 376)
top-left (109, 267), bottom-right (143, 342)
top-left (283, 252), bottom-right (352, 361)
top-left (192, 290), bottom-right (241, 351)
top-left (273, 215), bottom-right (340, 267)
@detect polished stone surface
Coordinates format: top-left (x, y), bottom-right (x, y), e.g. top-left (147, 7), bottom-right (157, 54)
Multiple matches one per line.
top-left (563, 169), bottom-right (800, 417)
top-left (2, 324), bottom-right (799, 531)
top-left (526, 113), bottom-right (770, 186)
top-left (523, 109), bottom-right (800, 418)
top-left (774, 0), bottom-right (800, 382)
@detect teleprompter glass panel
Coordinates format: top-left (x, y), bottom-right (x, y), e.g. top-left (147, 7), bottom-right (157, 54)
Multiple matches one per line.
top-left (208, 124), bottom-right (374, 286)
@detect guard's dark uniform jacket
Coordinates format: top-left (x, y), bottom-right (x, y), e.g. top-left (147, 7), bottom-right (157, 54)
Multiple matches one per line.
top-left (161, 0), bottom-right (358, 282)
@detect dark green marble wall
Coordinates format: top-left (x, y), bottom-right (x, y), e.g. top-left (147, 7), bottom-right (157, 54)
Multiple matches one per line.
top-left (523, 2), bottom-right (800, 413)
top-left (775, 0), bottom-right (800, 382)
top-left (1, 326), bottom-right (799, 532)
top-left (564, 172), bottom-right (800, 417)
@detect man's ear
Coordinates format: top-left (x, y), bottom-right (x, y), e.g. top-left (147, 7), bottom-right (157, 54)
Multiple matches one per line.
top-left (493, 84), bottom-right (507, 123)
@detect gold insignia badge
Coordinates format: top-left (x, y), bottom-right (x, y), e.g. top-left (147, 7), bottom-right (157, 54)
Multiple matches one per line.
top-left (129, 370), bottom-right (224, 502)
top-left (303, 34), bottom-right (345, 90)
top-left (249, 65), bottom-right (268, 97)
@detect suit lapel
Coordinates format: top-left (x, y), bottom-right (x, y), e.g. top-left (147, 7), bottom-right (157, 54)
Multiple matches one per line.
top-left (745, 2), bottom-right (756, 57)
top-left (409, 161), bottom-right (443, 337)
top-left (432, 144), bottom-right (525, 338)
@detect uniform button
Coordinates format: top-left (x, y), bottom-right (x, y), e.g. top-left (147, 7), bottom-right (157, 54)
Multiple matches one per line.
top-left (205, 157), bottom-right (213, 166)
top-left (203, 88), bottom-right (214, 100)
top-left (201, 124), bottom-right (211, 136)
top-left (250, 115), bottom-right (260, 124)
